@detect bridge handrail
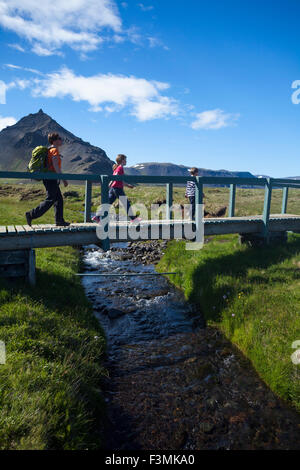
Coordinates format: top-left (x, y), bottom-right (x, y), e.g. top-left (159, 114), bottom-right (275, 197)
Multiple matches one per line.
top-left (1, 172), bottom-right (300, 235)
top-left (0, 170), bottom-right (269, 185)
top-left (1, 171), bottom-right (300, 188)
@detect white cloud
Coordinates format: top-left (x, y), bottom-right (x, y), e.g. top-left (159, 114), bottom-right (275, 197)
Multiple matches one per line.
top-left (0, 0), bottom-right (122, 55)
top-left (0, 78), bottom-right (31, 105)
top-left (138, 3), bottom-right (154, 11)
top-left (32, 67), bottom-right (179, 121)
top-left (0, 81), bottom-right (7, 104)
top-left (191, 109), bottom-right (239, 130)
top-left (132, 96), bottom-right (177, 121)
top-left (8, 43), bottom-right (25, 52)
top-left (147, 36), bottom-right (169, 50)
top-left (31, 44), bottom-right (63, 57)
top-left (4, 63), bottom-right (43, 75)
top-left (0, 115), bottom-right (17, 130)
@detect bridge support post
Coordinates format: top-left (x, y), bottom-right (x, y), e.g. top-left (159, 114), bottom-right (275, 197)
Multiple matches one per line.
top-left (101, 175), bottom-right (110, 252)
top-left (0, 249), bottom-right (36, 286)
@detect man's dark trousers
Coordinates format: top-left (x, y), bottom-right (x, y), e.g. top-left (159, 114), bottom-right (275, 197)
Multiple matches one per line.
top-left (30, 179), bottom-right (64, 223)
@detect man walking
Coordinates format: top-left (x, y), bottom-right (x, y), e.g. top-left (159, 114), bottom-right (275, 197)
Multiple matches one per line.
top-left (26, 132), bottom-right (70, 227)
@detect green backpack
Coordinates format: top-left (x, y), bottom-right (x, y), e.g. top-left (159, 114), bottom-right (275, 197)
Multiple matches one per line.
top-left (28, 146), bottom-right (49, 173)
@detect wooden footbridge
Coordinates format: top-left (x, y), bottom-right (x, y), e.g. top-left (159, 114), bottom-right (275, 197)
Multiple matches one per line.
top-left (0, 171), bottom-right (300, 284)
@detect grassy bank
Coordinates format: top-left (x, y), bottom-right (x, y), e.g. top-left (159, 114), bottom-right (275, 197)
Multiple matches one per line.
top-left (158, 234), bottom-right (300, 411)
top-left (0, 185), bottom-right (108, 449)
top-left (0, 246), bottom-right (107, 449)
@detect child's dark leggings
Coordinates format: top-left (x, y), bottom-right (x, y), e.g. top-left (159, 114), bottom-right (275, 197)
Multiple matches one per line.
top-left (189, 196), bottom-right (195, 219)
top-left (109, 187), bottom-right (135, 220)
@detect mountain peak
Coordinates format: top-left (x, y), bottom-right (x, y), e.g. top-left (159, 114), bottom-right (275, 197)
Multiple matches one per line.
top-left (0, 110), bottom-right (113, 174)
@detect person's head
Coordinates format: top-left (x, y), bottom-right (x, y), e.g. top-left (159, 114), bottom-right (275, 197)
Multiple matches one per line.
top-left (48, 132), bottom-right (63, 147)
top-left (113, 154), bottom-right (127, 171)
top-left (189, 167), bottom-right (198, 176)
top-left (116, 154), bottom-right (127, 166)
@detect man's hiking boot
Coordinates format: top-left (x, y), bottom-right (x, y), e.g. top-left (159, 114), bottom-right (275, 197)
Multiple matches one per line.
top-left (25, 212), bottom-right (32, 227)
top-left (56, 221), bottom-right (70, 227)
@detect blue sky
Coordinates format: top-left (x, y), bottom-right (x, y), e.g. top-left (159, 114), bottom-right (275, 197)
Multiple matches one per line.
top-left (0, 0), bottom-right (300, 176)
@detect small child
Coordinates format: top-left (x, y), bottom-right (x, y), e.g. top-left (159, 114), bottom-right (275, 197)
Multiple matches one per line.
top-left (185, 167), bottom-right (198, 220)
top-left (93, 154), bottom-right (141, 222)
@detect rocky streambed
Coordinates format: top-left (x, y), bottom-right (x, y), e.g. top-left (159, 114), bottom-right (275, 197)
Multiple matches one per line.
top-left (81, 241), bottom-right (300, 450)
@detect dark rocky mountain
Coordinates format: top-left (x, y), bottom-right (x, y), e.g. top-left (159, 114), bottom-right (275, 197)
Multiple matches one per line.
top-left (0, 109), bottom-right (113, 174)
top-left (125, 162), bottom-right (256, 179)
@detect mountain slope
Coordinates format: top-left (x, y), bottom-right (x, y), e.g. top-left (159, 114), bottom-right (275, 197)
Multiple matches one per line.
top-left (0, 109), bottom-right (113, 174)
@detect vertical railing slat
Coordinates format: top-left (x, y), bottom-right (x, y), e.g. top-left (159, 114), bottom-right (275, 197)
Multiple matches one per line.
top-left (262, 178), bottom-right (272, 240)
top-left (166, 183), bottom-right (173, 220)
top-left (229, 184), bottom-right (236, 217)
top-left (84, 180), bottom-right (92, 223)
top-left (281, 187), bottom-right (289, 214)
top-left (195, 177), bottom-right (203, 239)
top-left (101, 175), bottom-right (110, 251)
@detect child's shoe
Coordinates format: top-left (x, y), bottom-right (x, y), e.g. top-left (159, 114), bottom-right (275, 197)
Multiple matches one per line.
top-left (130, 217), bottom-right (142, 223)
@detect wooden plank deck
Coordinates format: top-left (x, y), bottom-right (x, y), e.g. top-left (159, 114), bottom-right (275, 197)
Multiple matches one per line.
top-left (0, 215), bottom-right (299, 251)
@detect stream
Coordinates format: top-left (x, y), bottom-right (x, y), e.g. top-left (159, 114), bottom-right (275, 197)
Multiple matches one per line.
top-left (81, 241), bottom-right (300, 451)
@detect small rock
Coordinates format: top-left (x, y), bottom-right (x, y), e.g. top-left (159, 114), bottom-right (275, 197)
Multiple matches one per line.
top-left (107, 308), bottom-right (126, 319)
top-left (199, 422), bottom-right (215, 433)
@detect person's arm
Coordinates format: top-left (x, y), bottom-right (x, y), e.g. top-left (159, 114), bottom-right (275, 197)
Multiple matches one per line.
top-left (185, 183), bottom-right (189, 198)
top-left (51, 155), bottom-right (60, 174)
top-left (116, 165), bottom-right (134, 188)
top-left (52, 154), bottom-right (68, 187)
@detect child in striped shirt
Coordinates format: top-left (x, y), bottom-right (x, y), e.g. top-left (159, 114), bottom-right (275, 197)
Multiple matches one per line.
top-left (185, 167), bottom-right (198, 219)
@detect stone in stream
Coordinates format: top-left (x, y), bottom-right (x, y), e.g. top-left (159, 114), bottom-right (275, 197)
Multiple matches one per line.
top-left (107, 308), bottom-right (127, 319)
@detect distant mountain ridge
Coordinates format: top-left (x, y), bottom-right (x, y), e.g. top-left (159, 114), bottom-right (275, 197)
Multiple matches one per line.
top-left (0, 109), bottom-right (113, 174)
top-left (125, 162), bottom-right (256, 179)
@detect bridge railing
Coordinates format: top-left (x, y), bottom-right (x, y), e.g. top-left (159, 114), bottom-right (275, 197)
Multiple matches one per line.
top-left (1, 172), bottom-right (300, 235)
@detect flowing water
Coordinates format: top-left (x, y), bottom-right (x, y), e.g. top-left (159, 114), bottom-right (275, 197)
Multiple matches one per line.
top-left (80, 243), bottom-right (300, 450)
top-left (81, 243), bottom-right (197, 360)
